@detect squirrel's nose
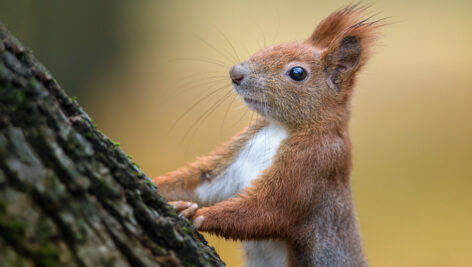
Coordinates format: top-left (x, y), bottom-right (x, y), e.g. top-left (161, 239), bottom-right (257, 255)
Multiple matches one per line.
top-left (229, 64), bottom-right (246, 85)
top-left (231, 73), bottom-right (244, 85)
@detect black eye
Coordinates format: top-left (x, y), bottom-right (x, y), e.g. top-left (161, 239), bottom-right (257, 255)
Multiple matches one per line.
top-left (288, 66), bottom-right (307, 81)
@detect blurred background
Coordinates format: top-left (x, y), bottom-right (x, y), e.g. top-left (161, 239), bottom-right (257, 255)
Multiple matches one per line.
top-left (1, 0), bottom-right (471, 266)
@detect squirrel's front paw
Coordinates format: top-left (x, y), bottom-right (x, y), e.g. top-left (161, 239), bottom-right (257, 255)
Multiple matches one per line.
top-left (170, 201), bottom-right (206, 229)
top-left (170, 201), bottom-right (199, 220)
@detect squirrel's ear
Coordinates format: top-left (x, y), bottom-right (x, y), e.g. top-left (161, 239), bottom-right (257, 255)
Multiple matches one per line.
top-left (322, 35), bottom-right (362, 91)
top-left (307, 4), bottom-right (384, 91)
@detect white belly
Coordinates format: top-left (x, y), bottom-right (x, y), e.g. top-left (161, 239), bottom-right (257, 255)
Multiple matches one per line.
top-left (195, 121), bottom-right (289, 266)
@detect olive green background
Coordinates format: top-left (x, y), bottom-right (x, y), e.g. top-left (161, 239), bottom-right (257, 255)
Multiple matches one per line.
top-left (1, 0), bottom-right (471, 266)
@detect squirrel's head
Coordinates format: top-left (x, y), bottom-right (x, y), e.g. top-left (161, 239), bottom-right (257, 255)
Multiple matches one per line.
top-left (230, 5), bottom-right (384, 127)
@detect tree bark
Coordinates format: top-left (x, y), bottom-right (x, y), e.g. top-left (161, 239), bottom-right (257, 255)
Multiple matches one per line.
top-left (0, 23), bottom-right (224, 267)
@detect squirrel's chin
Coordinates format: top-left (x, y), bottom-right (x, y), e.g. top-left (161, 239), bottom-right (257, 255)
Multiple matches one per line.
top-left (244, 98), bottom-right (274, 118)
top-left (243, 97), bottom-right (265, 106)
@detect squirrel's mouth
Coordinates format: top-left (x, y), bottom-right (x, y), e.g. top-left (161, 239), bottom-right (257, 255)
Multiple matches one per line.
top-left (243, 97), bottom-right (265, 106)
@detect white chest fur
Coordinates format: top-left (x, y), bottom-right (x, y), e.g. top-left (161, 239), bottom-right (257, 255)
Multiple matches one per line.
top-left (195, 121), bottom-right (288, 204)
top-left (195, 121), bottom-right (289, 267)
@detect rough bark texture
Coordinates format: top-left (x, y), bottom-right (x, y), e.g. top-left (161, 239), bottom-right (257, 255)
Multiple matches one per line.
top-left (0, 23), bottom-right (224, 267)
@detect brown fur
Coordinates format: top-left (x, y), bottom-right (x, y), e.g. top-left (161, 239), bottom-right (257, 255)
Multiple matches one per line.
top-left (154, 5), bottom-right (385, 266)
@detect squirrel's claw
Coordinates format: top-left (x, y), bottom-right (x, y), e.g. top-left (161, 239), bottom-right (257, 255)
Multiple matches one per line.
top-left (192, 215), bottom-right (204, 229)
top-left (170, 201), bottom-right (199, 220)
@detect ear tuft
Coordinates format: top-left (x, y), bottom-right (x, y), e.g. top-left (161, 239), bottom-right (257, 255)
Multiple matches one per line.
top-left (307, 3), bottom-right (371, 49)
top-left (307, 4), bottom-right (387, 90)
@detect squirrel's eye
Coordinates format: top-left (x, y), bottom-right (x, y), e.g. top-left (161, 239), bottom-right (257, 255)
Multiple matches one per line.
top-left (288, 66), bottom-right (307, 81)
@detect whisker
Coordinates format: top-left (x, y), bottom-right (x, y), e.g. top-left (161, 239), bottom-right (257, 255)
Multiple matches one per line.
top-left (271, 9), bottom-right (281, 45)
top-left (231, 105), bottom-right (251, 130)
top-left (187, 56), bottom-right (231, 66)
top-left (176, 76), bottom-right (229, 92)
top-left (168, 84), bottom-right (231, 135)
top-left (173, 57), bottom-right (230, 69)
top-left (240, 42), bottom-right (253, 60)
top-left (181, 89), bottom-right (233, 143)
top-left (216, 28), bottom-right (241, 63)
top-left (263, 91), bottom-right (269, 118)
top-left (175, 76), bottom-right (229, 93)
top-left (173, 56), bottom-right (229, 66)
top-left (177, 71), bottom-right (228, 84)
top-left (242, 107), bottom-right (257, 163)
top-left (256, 24), bottom-right (267, 49)
top-left (194, 35), bottom-right (236, 66)
top-left (219, 93), bottom-right (238, 138)
top-left (181, 91), bottom-right (233, 157)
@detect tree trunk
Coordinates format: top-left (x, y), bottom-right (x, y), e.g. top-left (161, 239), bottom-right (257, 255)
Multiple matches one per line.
top-left (0, 23), bottom-right (224, 267)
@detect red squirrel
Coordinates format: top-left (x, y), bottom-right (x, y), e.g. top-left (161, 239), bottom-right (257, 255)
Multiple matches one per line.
top-left (154, 5), bottom-right (384, 267)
